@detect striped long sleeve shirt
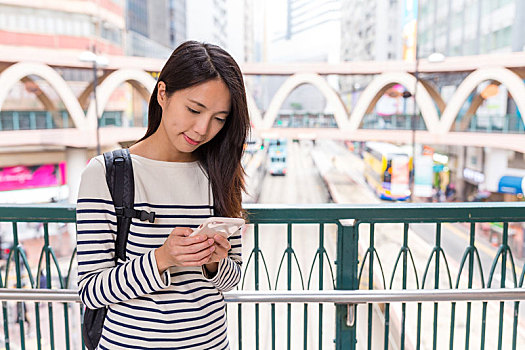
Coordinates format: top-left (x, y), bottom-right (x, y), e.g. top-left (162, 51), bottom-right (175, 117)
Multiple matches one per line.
top-left (76, 154), bottom-right (242, 349)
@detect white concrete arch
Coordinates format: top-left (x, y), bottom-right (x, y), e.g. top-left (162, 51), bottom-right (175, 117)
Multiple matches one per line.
top-left (85, 69), bottom-right (157, 129)
top-left (420, 79), bottom-right (446, 115)
top-left (262, 73), bottom-right (349, 129)
top-left (0, 62), bottom-right (87, 129)
top-left (78, 71), bottom-right (112, 110)
top-left (349, 72), bottom-right (440, 133)
top-left (439, 68), bottom-right (525, 134)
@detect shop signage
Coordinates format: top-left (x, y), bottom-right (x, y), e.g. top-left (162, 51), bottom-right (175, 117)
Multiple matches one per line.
top-left (0, 163), bottom-right (66, 191)
top-left (463, 168), bottom-right (485, 184)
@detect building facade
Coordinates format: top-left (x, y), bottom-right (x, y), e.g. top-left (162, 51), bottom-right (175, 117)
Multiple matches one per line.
top-left (0, 0), bottom-right (125, 55)
top-left (416, 0), bottom-right (525, 203)
top-left (126, 0), bottom-right (186, 58)
top-left (186, 0), bottom-right (228, 48)
top-left (339, 0), bottom-right (403, 99)
top-left (260, 0), bottom-right (341, 116)
top-left (417, 0), bottom-right (525, 58)
top-left (283, 0), bottom-right (340, 41)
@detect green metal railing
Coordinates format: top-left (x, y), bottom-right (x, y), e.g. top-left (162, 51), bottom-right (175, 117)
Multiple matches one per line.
top-left (0, 202), bottom-right (525, 349)
top-left (273, 113), bottom-right (338, 128)
top-left (0, 110), bottom-right (127, 130)
top-left (361, 113), bottom-right (428, 131)
top-left (361, 113), bottom-right (525, 134)
top-left (0, 204), bottom-right (77, 350)
top-left (0, 111), bottom-right (72, 130)
top-left (459, 114), bottom-right (525, 133)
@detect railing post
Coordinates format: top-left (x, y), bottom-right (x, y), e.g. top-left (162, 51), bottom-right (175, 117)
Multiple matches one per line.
top-left (336, 219), bottom-right (358, 350)
top-left (29, 111), bottom-right (36, 130)
top-left (13, 111), bottom-right (20, 130)
top-left (63, 111), bottom-right (69, 128)
top-left (46, 111), bottom-right (53, 129)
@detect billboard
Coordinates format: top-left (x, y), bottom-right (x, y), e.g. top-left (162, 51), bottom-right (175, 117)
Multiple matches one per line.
top-left (402, 0), bottom-right (418, 61)
top-left (391, 155), bottom-right (410, 196)
top-left (0, 163), bottom-right (66, 192)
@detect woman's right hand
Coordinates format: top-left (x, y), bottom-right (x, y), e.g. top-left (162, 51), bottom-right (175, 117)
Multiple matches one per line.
top-left (154, 227), bottom-right (216, 274)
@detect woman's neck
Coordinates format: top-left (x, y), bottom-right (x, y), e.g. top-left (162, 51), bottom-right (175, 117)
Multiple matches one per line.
top-left (129, 132), bottom-right (196, 162)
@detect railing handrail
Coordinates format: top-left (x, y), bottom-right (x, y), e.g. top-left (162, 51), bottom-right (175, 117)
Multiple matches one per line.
top-left (2, 202), bottom-right (525, 223)
top-left (2, 288), bottom-right (524, 303)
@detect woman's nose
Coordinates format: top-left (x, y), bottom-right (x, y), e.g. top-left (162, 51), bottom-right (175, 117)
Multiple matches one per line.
top-left (193, 116), bottom-right (211, 136)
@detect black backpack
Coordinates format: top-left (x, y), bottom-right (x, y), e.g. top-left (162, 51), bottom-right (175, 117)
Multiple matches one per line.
top-left (81, 149), bottom-right (155, 350)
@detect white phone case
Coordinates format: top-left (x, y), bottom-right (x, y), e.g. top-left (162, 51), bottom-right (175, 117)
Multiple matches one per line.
top-left (190, 217), bottom-right (245, 238)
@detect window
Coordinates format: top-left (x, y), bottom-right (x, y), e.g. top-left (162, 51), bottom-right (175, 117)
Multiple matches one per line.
top-left (495, 26), bottom-right (511, 48)
top-left (27, 14), bottom-right (36, 32)
top-left (46, 17), bottom-right (54, 33)
top-left (19, 14), bottom-right (28, 31)
top-left (37, 16), bottom-right (45, 33)
top-left (7, 13), bottom-right (16, 30)
top-left (81, 21), bottom-right (89, 36)
top-left (65, 19), bottom-right (73, 35)
top-left (56, 18), bottom-right (64, 35)
top-left (73, 21), bottom-right (82, 36)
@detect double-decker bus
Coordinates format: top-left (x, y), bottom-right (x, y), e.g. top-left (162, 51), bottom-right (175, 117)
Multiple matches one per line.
top-left (267, 139), bottom-right (287, 176)
top-left (363, 142), bottom-right (411, 201)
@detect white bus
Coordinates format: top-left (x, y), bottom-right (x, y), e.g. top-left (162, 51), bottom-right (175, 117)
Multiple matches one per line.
top-left (268, 146), bottom-right (287, 176)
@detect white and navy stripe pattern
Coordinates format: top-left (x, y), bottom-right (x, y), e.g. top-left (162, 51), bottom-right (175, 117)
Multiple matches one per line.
top-left (76, 155), bottom-right (242, 349)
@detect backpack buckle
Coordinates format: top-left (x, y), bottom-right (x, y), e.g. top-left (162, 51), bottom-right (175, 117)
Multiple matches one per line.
top-left (139, 210), bottom-right (156, 223)
top-left (113, 157), bottom-right (125, 166)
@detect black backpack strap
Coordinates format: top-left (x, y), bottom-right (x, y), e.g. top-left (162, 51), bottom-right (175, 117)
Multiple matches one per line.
top-left (103, 149), bottom-right (156, 263)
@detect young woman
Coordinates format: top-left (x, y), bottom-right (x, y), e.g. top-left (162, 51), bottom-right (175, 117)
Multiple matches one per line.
top-left (76, 41), bottom-right (249, 349)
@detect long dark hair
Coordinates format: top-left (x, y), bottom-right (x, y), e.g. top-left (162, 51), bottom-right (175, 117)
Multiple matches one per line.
top-left (138, 41), bottom-right (249, 218)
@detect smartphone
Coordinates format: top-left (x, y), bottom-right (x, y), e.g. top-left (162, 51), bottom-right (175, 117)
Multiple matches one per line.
top-left (190, 217), bottom-right (245, 238)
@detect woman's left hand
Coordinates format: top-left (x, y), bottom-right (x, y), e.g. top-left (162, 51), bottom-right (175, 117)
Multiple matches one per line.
top-left (204, 234), bottom-right (231, 274)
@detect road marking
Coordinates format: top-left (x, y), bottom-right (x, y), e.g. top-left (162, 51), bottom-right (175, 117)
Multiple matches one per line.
top-left (444, 222), bottom-right (523, 282)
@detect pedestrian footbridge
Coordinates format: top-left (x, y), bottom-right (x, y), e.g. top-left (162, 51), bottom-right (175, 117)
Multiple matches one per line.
top-left (1, 50), bottom-right (525, 152)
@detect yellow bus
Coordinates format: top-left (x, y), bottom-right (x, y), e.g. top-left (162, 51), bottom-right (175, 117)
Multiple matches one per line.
top-left (363, 142), bottom-right (411, 201)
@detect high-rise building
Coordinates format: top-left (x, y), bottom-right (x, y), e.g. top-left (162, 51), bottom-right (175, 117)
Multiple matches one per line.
top-left (250, 0), bottom-right (266, 63)
top-left (0, 0), bottom-right (125, 55)
top-left (283, 0), bottom-right (340, 41)
top-left (185, 0), bottom-right (255, 65)
top-left (417, 0), bottom-right (525, 58)
top-left (339, 0), bottom-right (403, 98)
top-left (225, 0), bottom-right (246, 63)
top-left (186, 0), bottom-right (228, 48)
top-left (171, 0), bottom-right (187, 48)
top-left (242, 0), bottom-right (255, 63)
top-left (126, 0), bottom-right (186, 58)
top-left (261, 0), bottom-right (341, 114)
top-left (341, 0), bottom-right (402, 62)
top-left (269, 0), bottom-right (341, 62)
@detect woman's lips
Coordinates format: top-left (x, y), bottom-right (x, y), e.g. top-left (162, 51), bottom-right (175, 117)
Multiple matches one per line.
top-left (183, 133), bottom-right (201, 146)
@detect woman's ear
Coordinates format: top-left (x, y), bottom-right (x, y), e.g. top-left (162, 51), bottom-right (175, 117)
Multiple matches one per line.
top-left (157, 81), bottom-right (167, 109)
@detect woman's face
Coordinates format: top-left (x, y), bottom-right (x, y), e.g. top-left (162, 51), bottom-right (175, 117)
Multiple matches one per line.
top-left (157, 78), bottom-right (231, 161)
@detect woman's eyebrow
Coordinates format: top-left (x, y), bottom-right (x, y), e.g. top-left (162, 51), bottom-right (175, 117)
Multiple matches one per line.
top-left (188, 99), bottom-right (229, 114)
top-left (188, 99), bottom-right (207, 109)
